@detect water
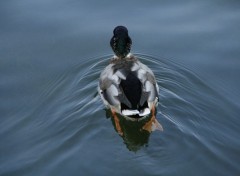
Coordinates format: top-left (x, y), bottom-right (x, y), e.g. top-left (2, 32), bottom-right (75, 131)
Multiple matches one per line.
top-left (1, 0), bottom-right (240, 175)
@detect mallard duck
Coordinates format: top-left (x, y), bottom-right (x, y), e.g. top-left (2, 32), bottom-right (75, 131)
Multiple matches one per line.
top-left (98, 26), bottom-right (163, 135)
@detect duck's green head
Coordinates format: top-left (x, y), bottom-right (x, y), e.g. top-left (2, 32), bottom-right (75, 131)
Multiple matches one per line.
top-left (110, 26), bottom-right (132, 58)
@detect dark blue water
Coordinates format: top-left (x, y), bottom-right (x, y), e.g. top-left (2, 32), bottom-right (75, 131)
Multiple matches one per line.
top-left (1, 0), bottom-right (240, 175)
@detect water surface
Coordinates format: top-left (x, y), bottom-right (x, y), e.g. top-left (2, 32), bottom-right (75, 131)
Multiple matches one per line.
top-left (1, 0), bottom-right (240, 175)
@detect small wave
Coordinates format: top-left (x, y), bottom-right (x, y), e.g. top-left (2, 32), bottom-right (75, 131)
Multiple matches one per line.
top-left (9, 53), bottom-right (238, 175)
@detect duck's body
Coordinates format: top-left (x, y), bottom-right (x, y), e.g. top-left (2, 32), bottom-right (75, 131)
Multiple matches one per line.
top-left (98, 26), bottom-right (162, 135)
top-left (99, 54), bottom-right (159, 120)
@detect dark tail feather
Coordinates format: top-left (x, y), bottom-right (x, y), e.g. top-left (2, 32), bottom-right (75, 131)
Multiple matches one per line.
top-left (120, 73), bottom-right (141, 109)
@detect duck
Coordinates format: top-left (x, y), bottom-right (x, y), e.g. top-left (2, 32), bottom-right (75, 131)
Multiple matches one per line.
top-left (98, 26), bottom-right (163, 135)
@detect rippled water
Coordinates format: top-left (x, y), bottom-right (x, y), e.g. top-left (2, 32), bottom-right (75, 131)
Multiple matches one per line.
top-left (1, 0), bottom-right (240, 175)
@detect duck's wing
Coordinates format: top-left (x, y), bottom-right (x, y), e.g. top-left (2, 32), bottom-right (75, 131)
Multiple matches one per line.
top-left (99, 64), bottom-right (131, 108)
top-left (135, 61), bottom-right (159, 104)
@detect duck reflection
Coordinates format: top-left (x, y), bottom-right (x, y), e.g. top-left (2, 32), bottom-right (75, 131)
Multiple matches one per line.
top-left (105, 109), bottom-right (163, 152)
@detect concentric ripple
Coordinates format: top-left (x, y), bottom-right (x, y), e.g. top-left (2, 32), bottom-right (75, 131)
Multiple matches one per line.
top-left (1, 54), bottom-right (239, 175)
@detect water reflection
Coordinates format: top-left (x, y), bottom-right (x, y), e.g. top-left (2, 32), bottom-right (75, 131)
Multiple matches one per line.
top-left (105, 109), bottom-right (162, 152)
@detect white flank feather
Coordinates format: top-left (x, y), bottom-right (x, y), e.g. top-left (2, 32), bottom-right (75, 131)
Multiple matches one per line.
top-left (122, 109), bottom-right (140, 116)
top-left (139, 108), bottom-right (150, 116)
